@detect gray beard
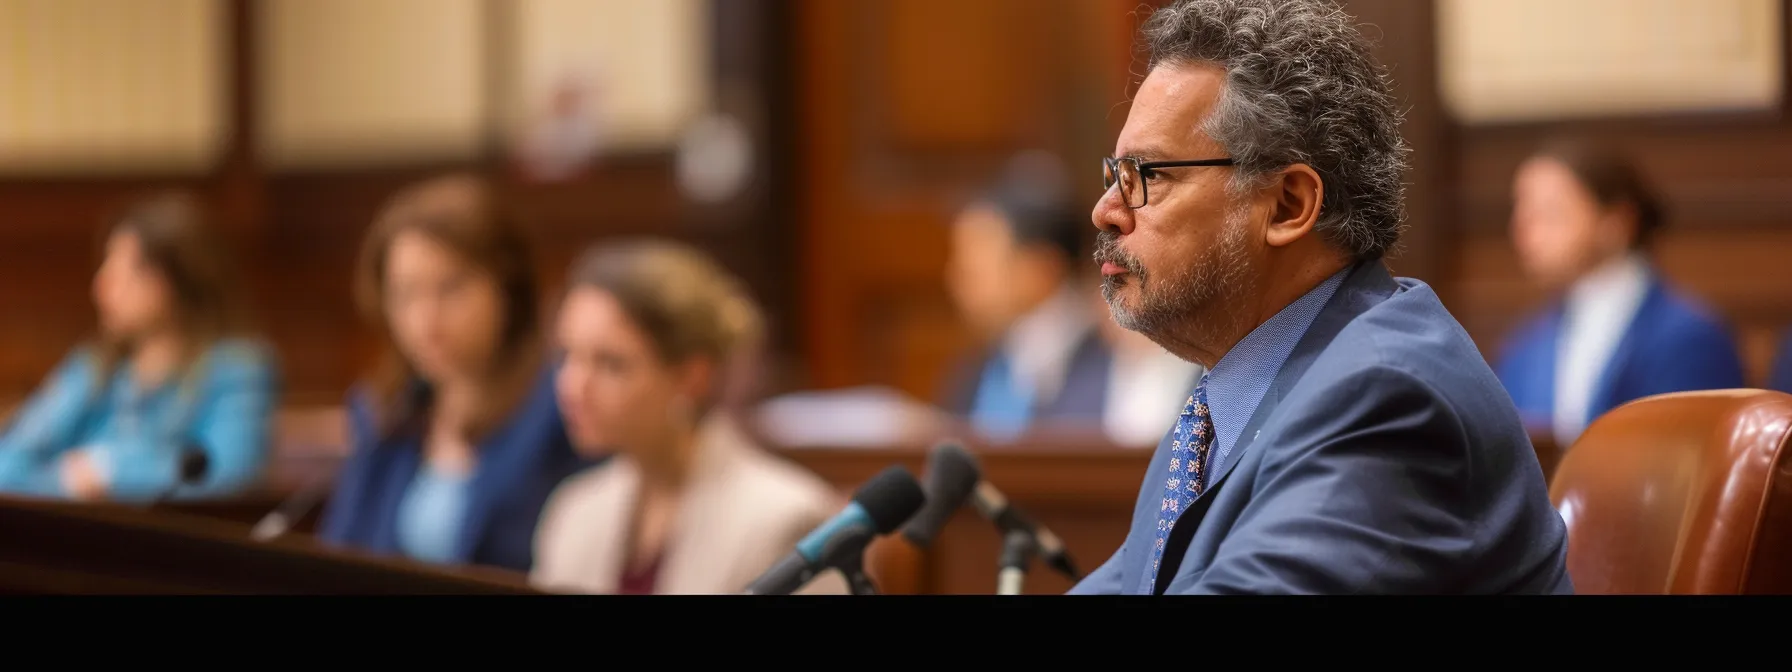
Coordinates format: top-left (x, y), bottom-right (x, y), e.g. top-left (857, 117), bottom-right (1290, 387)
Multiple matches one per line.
top-left (1100, 210), bottom-right (1253, 347)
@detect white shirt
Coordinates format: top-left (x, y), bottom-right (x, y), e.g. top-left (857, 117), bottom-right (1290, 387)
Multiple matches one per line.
top-left (1102, 344), bottom-right (1205, 447)
top-left (997, 284), bottom-right (1096, 407)
top-left (1552, 252), bottom-right (1652, 445)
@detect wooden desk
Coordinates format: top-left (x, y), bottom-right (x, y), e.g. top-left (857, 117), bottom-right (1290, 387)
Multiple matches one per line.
top-left (0, 496), bottom-right (538, 594)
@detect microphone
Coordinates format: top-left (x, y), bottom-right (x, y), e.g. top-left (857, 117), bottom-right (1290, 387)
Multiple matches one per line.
top-left (996, 529), bottom-right (1035, 596)
top-left (148, 448), bottom-right (210, 507)
top-left (898, 440), bottom-right (983, 549)
top-left (250, 469), bottom-right (333, 542)
top-left (744, 465), bottom-right (927, 596)
top-left (925, 442), bottom-right (1082, 581)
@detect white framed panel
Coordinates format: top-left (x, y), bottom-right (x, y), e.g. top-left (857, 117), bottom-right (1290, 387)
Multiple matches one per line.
top-left (258, 0), bottom-right (486, 169)
top-left (504, 0), bottom-right (712, 155)
top-left (0, 0), bottom-right (227, 175)
top-left (1438, 0), bottom-right (1784, 124)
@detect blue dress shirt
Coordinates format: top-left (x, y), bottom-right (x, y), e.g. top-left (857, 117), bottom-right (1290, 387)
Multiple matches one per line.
top-left (395, 463), bottom-right (474, 565)
top-left (1202, 270), bottom-right (1346, 488)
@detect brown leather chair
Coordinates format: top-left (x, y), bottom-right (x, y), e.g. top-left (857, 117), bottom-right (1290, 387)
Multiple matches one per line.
top-left (1550, 389), bottom-right (1792, 594)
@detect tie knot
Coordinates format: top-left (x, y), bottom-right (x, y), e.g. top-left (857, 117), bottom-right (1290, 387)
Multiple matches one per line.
top-left (1183, 375), bottom-right (1211, 419)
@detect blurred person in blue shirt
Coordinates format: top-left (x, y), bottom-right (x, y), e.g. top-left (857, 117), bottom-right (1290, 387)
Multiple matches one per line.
top-left (1496, 139), bottom-right (1744, 449)
top-left (316, 174), bottom-right (592, 574)
top-left (0, 194), bottom-right (278, 502)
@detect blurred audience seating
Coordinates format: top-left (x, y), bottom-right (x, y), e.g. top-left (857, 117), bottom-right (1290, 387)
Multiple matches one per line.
top-left (1551, 389), bottom-right (1792, 594)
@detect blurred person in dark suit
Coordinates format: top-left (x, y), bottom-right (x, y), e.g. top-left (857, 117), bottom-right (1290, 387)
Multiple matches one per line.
top-left (1495, 139), bottom-right (1744, 448)
top-left (531, 240), bottom-right (848, 595)
top-left (1071, 0), bottom-right (1568, 594)
top-left (0, 194), bottom-right (277, 502)
top-left (939, 153), bottom-right (1112, 441)
top-left (317, 175), bottom-right (592, 574)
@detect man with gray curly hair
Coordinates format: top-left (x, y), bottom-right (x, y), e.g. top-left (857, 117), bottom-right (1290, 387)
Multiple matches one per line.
top-left (1074, 0), bottom-right (1572, 595)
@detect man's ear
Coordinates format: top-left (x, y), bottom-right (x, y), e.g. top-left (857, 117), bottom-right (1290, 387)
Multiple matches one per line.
top-left (1263, 164), bottom-right (1324, 249)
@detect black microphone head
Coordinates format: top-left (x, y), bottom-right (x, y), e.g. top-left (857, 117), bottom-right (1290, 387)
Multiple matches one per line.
top-left (178, 448), bottom-right (210, 484)
top-left (900, 441), bottom-right (983, 548)
top-left (851, 465), bottom-right (927, 535)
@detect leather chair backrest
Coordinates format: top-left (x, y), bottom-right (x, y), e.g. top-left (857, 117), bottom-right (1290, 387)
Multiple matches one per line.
top-left (1550, 389), bottom-right (1792, 594)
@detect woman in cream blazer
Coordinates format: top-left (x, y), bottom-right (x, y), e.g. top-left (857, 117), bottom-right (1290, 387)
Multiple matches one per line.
top-left (533, 413), bottom-right (847, 594)
top-left (530, 239), bottom-right (848, 595)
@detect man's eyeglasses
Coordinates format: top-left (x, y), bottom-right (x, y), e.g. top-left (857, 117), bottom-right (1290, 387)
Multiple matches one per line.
top-left (1102, 156), bottom-right (1236, 209)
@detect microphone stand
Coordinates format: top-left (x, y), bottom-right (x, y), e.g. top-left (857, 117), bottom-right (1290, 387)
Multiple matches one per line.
top-left (839, 554), bottom-right (881, 596)
top-left (251, 468), bottom-right (331, 541)
top-left (996, 529), bottom-right (1035, 596)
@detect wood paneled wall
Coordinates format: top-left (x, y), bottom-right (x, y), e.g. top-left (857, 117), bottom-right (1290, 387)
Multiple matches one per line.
top-left (793, 0), bottom-right (1139, 399)
top-left (6, 0), bottom-right (1790, 408)
top-left (792, 0), bottom-right (1792, 399)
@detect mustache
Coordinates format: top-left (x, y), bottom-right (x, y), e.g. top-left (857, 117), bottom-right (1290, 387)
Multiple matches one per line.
top-left (1092, 231), bottom-right (1145, 278)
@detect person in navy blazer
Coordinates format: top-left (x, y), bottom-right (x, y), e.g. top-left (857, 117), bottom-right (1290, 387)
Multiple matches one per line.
top-left (938, 153), bottom-right (1114, 441)
top-left (1495, 140), bottom-right (1744, 448)
top-left (317, 175), bottom-right (595, 574)
top-left (1070, 0), bottom-right (1570, 595)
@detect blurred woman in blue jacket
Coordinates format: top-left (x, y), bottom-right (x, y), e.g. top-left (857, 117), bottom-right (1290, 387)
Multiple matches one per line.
top-left (316, 174), bottom-right (593, 574)
top-left (0, 194), bottom-right (278, 502)
top-left (1495, 139), bottom-right (1744, 448)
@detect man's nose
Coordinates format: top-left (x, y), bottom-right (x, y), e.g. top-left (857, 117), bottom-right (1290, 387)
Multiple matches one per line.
top-left (1092, 186), bottom-right (1135, 236)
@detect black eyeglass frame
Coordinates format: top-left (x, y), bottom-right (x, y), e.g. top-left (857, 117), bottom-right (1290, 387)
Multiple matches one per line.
top-left (1102, 156), bottom-right (1237, 209)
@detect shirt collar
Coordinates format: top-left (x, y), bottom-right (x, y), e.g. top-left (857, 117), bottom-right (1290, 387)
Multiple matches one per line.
top-left (1564, 251), bottom-right (1651, 318)
top-left (998, 283), bottom-right (1095, 402)
top-left (1203, 268), bottom-right (1349, 461)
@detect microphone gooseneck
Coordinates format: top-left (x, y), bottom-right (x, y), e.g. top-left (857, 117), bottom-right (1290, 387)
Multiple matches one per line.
top-left (250, 469), bottom-right (333, 542)
top-left (996, 529), bottom-right (1035, 596)
top-left (742, 465), bottom-right (927, 596)
top-left (927, 442), bottom-right (1083, 583)
top-left (899, 441), bottom-right (983, 549)
top-left (147, 447), bottom-right (210, 508)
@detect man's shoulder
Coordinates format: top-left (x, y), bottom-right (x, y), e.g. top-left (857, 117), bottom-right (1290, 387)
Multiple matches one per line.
top-left (1299, 279), bottom-right (1512, 417)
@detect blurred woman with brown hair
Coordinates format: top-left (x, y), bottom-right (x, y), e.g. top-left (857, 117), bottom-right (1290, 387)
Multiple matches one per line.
top-left (531, 239), bottom-right (847, 595)
top-left (317, 174), bottom-right (592, 573)
top-left (0, 194), bottom-right (278, 502)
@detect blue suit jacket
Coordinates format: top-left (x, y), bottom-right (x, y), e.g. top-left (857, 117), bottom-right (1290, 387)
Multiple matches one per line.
top-left (317, 366), bottom-right (597, 574)
top-left (940, 328), bottom-right (1113, 425)
top-left (1767, 331), bottom-right (1792, 394)
top-left (1069, 262), bottom-right (1573, 595)
top-left (1495, 274), bottom-right (1745, 436)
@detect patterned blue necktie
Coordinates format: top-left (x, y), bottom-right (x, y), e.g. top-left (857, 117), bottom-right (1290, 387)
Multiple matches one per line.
top-left (1141, 376), bottom-right (1213, 594)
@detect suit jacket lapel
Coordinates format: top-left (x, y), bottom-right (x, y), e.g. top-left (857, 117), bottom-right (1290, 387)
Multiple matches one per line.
top-left (1197, 260), bottom-right (1400, 502)
top-left (558, 462), bottom-right (638, 594)
top-left (367, 445), bottom-right (420, 555)
top-left (658, 418), bottom-right (757, 594)
top-left (1149, 262), bottom-right (1398, 594)
top-left (452, 410), bottom-right (532, 562)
